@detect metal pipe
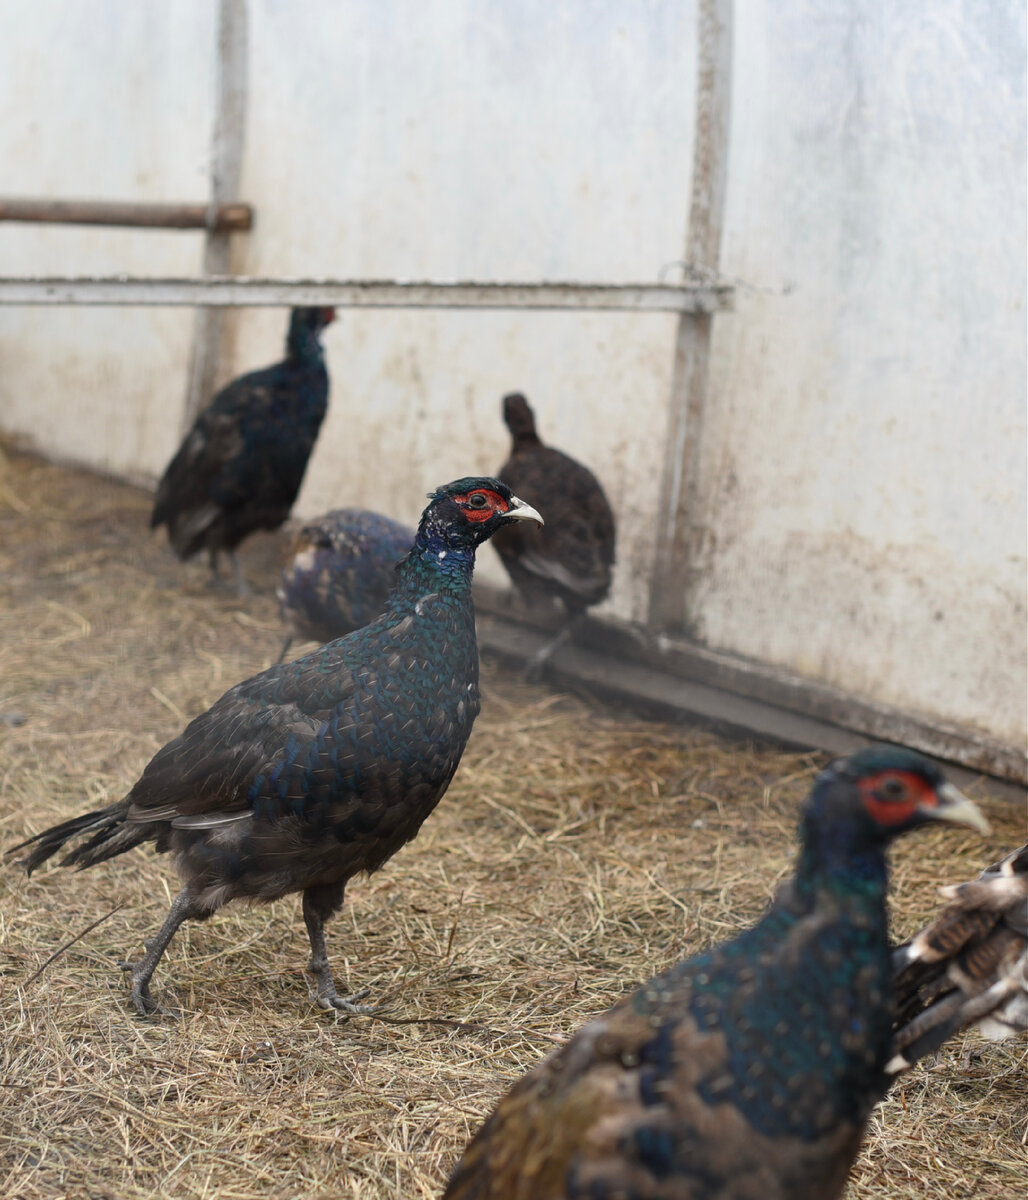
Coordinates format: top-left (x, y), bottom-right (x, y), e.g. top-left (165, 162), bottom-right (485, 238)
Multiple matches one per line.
top-left (0, 276), bottom-right (734, 312)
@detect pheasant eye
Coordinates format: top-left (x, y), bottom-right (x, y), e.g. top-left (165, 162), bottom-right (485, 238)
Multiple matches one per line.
top-left (879, 778), bottom-right (907, 800)
top-left (467, 493), bottom-right (489, 509)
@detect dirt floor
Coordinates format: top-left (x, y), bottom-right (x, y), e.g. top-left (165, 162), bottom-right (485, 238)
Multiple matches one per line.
top-left (0, 443), bottom-right (1024, 1200)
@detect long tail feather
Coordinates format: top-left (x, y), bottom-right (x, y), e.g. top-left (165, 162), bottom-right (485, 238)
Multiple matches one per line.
top-left (6, 802), bottom-right (134, 875)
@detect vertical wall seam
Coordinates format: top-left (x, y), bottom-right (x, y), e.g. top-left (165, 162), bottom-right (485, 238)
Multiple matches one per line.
top-left (181, 0), bottom-right (249, 430)
top-left (648, 0), bottom-right (733, 633)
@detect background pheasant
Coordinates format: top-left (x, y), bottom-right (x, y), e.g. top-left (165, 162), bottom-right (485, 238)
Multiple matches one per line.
top-left (151, 306), bottom-right (335, 594)
top-left (276, 507), bottom-right (415, 662)
top-left (889, 842), bottom-right (1027, 1072)
top-left (443, 747), bottom-right (988, 1200)
top-left (10, 478), bottom-right (542, 1016)
top-left (493, 392), bottom-right (615, 674)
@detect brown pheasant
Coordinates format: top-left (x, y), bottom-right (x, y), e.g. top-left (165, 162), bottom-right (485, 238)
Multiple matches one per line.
top-left (890, 841), bottom-right (1027, 1071)
top-left (492, 392), bottom-right (615, 675)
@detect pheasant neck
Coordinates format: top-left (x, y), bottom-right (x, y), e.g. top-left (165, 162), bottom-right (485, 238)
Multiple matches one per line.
top-left (511, 431), bottom-right (542, 451)
top-left (286, 328), bottom-right (325, 368)
top-left (391, 532), bottom-right (477, 605)
top-left (795, 804), bottom-right (890, 910)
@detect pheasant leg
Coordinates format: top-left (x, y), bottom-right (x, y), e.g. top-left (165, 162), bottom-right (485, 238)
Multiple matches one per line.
top-left (303, 885), bottom-right (375, 1017)
top-left (229, 550), bottom-right (250, 598)
top-left (118, 886), bottom-right (199, 1016)
top-left (524, 615), bottom-right (578, 680)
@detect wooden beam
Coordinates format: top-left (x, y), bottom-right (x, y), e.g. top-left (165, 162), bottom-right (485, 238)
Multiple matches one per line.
top-left (0, 199), bottom-right (252, 231)
top-left (649, 0), bottom-right (734, 633)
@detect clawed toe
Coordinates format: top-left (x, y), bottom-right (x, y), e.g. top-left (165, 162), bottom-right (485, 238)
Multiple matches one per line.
top-left (130, 990), bottom-right (159, 1017)
top-left (118, 960), bottom-right (163, 1016)
top-left (127, 977), bottom-right (159, 1016)
top-left (130, 987), bottom-right (183, 1019)
top-left (313, 986), bottom-right (376, 1018)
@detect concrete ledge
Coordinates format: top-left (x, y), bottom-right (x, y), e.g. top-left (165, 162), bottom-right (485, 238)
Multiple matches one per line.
top-left (473, 587), bottom-right (1027, 797)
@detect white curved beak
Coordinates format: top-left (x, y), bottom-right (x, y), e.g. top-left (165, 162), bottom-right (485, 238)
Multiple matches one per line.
top-left (923, 782), bottom-right (991, 836)
top-left (507, 495), bottom-right (544, 526)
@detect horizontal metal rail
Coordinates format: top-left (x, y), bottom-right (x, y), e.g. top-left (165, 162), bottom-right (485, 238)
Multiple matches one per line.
top-left (0, 275), bottom-right (734, 313)
top-left (0, 199), bottom-right (253, 232)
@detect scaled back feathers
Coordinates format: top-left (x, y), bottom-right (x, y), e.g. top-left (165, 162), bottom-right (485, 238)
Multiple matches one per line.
top-left (443, 748), bottom-right (987, 1200)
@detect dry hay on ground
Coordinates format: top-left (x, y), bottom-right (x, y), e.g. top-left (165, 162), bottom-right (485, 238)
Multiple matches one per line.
top-left (0, 444), bottom-right (1024, 1200)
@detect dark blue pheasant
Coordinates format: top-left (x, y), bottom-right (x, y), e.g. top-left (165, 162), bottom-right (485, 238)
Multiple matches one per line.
top-left (11, 478), bottom-right (542, 1016)
top-left (443, 747), bottom-right (988, 1200)
top-left (151, 306), bottom-right (335, 594)
top-left (276, 508), bottom-right (416, 662)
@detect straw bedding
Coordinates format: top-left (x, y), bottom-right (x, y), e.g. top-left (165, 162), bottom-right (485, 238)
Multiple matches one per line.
top-left (0, 444), bottom-right (1023, 1199)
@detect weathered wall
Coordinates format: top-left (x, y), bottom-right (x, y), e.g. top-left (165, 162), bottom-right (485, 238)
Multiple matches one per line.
top-left (0, 1), bottom-right (215, 480)
top-left (0, 1), bottom-right (1024, 749)
top-left (230, 0), bottom-right (696, 617)
top-left (694, 0), bottom-right (1027, 745)
top-left (0, 0), bottom-right (697, 623)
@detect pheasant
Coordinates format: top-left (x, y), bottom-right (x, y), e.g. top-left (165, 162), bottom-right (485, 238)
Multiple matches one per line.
top-left (442, 747), bottom-right (988, 1200)
top-left (889, 842), bottom-right (1027, 1072)
top-left (151, 306), bottom-right (335, 594)
top-left (10, 478), bottom-right (542, 1017)
top-left (492, 392), bottom-right (615, 675)
top-left (276, 508), bottom-right (415, 662)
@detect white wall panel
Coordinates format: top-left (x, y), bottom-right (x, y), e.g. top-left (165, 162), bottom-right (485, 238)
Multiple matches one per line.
top-left (234, 0), bottom-right (698, 620)
top-left (0, 1), bottom-right (216, 477)
top-left (693, 0), bottom-right (1026, 742)
top-left (0, 0), bottom-right (1023, 747)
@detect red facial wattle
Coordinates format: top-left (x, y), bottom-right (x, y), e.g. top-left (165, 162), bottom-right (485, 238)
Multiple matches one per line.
top-left (859, 770), bottom-right (939, 826)
top-left (454, 489), bottom-right (509, 523)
